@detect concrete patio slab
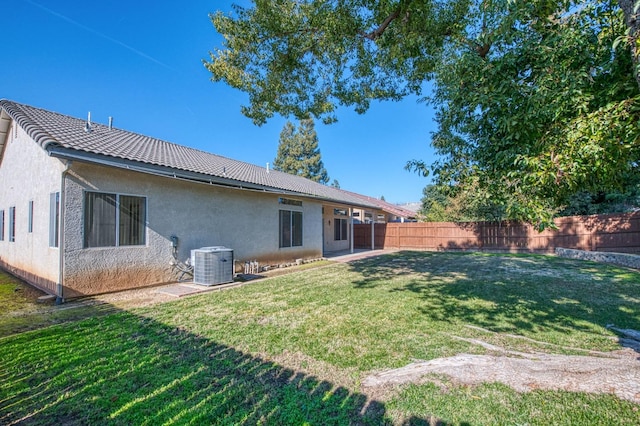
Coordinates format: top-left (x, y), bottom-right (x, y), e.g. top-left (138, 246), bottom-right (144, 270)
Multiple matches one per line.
top-left (324, 249), bottom-right (398, 263)
top-left (155, 282), bottom-right (242, 298)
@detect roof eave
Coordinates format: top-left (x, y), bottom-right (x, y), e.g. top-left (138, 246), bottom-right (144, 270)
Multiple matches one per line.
top-left (48, 146), bottom-right (378, 209)
top-left (0, 109), bottom-right (11, 163)
top-left (0, 99), bottom-right (58, 150)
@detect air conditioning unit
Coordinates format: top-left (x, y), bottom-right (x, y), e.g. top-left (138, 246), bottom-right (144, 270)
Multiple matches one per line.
top-left (191, 247), bottom-right (234, 286)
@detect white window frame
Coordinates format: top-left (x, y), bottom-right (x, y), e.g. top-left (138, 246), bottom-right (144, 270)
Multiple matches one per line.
top-left (8, 206), bottom-right (15, 242)
top-left (0, 210), bottom-right (4, 241)
top-left (334, 218), bottom-right (348, 241)
top-left (49, 192), bottom-right (60, 248)
top-left (28, 200), bottom-right (34, 233)
top-left (279, 209), bottom-right (303, 248)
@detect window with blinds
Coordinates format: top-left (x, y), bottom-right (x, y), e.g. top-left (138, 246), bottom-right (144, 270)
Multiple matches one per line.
top-left (8, 206), bottom-right (15, 242)
top-left (334, 218), bottom-right (348, 241)
top-left (49, 192), bottom-right (60, 247)
top-left (279, 210), bottom-right (302, 248)
top-left (84, 192), bottom-right (146, 248)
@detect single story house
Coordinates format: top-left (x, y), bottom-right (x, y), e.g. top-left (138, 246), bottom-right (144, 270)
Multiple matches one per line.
top-left (0, 100), bottom-right (385, 300)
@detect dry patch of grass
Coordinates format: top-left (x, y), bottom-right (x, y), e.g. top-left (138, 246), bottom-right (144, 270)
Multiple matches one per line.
top-left (0, 273), bottom-right (46, 312)
top-left (0, 273), bottom-right (124, 338)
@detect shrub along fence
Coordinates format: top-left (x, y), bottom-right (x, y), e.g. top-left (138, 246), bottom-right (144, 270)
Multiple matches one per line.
top-left (353, 212), bottom-right (640, 254)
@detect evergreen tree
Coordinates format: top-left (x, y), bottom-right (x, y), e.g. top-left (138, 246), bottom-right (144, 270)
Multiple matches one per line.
top-left (330, 179), bottom-right (340, 189)
top-left (273, 119), bottom-right (329, 184)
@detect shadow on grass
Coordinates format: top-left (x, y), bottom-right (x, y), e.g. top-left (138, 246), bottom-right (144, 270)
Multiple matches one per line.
top-left (348, 251), bottom-right (640, 337)
top-left (0, 307), bottom-right (439, 425)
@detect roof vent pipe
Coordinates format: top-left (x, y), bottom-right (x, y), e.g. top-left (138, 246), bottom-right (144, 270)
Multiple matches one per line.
top-left (108, 116), bottom-right (113, 130)
top-left (266, 162), bottom-right (270, 173)
top-left (84, 112), bottom-right (92, 133)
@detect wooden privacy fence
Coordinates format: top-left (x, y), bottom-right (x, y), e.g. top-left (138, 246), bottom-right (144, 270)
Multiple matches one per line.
top-left (353, 212), bottom-right (640, 254)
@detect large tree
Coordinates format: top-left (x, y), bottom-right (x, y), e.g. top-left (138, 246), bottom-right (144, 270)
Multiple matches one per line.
top-left (273, 119), bottom-right (330, 184)
top-left (206, 0), bottom-right (468, 124)
top-left (207, 0), bottom-right (640, 228)
top-left (419, 182), bottom-right (507, 222)
top-left (421, 0), bottom-right (640, 227)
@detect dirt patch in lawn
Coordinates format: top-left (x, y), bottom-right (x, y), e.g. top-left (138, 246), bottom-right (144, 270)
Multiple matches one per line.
top-left (363, 328), bottom-right (640, 403)
top-left (0, 273), bottom-right (50, 310)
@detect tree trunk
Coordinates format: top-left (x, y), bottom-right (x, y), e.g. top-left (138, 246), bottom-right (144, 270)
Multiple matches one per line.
top-left (619, 0), bottom-right (640, 89)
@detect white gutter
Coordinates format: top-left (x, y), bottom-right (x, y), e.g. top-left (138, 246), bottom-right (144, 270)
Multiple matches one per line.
top-left (56, 160), bottom-right (71, 304)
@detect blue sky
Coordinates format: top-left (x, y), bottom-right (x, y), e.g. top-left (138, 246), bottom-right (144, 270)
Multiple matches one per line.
top-left (2, 0), bottom-right (437, 204)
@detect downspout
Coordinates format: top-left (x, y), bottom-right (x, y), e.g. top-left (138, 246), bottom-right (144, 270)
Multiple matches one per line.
top-left (56, 160), bottom-right (71, 304)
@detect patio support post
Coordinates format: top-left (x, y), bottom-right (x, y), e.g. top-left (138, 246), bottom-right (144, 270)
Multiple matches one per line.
top-left (371, 214), bottom-right (375, 250)
top-left (350, 207), bottom-right (354, 253)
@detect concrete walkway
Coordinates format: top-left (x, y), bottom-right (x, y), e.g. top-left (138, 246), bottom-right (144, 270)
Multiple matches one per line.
top-left (155, 249), bottom-right (396, 299)
top-left (155, 280), bottom-right (247, 298)
top-left (323, 249), bottom-right (399, 263)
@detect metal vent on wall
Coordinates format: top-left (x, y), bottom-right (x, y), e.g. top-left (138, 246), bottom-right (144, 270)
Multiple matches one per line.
top-left (192, 247), bottom-right (234, 286)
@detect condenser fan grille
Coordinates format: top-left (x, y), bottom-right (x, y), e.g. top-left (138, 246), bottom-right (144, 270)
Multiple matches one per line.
top-left (192, 247), bottom-right (233, 285)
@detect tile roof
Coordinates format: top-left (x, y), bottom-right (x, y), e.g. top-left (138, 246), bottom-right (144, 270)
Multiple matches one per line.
top-left (0, 99), bottom-right (376, 208)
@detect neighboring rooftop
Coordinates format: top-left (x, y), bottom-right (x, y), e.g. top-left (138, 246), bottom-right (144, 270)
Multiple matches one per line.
top-left (397, 202), bottom-right (422, 213)
top-left (339, 190), bottom-right (417, 219)
top-left (0, 99), bottom-right (376, 208)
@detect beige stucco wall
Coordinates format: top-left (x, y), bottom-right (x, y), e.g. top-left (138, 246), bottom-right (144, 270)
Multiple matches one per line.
top-left (0, 122), bottom-right (64, 292)
top-left (322, 204), bottom-right (352, 253)
top-left (323, 205), bottom-right (390, 253)
top-left (62, 162), bottom-right (323, 297)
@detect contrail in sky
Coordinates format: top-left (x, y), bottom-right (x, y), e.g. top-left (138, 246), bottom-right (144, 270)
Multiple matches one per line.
top-left (23, 0), bottom-right (175, 71)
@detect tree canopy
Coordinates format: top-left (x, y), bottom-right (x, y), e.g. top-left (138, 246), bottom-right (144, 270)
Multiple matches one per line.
top-left (419, 182), bottom-right (639, 222)
top-left (273, 119), bottom-right (330, 184)
top-left (207, 0), bottom-right (469, 125)
top-left (207, 0), bottom-right (640, 228)
top-left (421, 0), bottom-right (640, 227)
top-left (419, 182), bottom-right (507, 222)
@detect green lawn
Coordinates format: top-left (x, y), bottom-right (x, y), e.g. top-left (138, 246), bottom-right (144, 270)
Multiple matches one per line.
top-left (1, 252), bottom-right (639, 425)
